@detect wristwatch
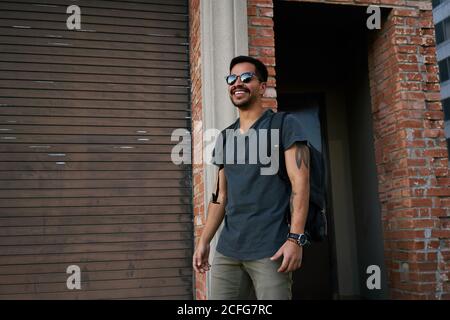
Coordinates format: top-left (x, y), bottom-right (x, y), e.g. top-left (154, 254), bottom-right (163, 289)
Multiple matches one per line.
top-left (287, 233), bottom-right (309, 247)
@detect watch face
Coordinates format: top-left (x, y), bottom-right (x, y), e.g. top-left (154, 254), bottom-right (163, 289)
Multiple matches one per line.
top-left (299, 234), bottom-right (307, 246)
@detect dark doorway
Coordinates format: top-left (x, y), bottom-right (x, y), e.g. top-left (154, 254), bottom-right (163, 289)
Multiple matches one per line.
top-left (274, 1), bottom-right (389, 299)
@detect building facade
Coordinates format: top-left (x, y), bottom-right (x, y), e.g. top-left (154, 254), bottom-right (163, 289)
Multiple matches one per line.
top-left (0, 0), bottom-right (449, 300)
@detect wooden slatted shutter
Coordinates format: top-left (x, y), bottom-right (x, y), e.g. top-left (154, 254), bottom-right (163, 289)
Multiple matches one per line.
top-left (0, 0), bottom-right (192, 299)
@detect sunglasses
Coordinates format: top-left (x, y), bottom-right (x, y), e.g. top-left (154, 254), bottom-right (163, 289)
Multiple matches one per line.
top-left (225, 72), bottom-right (258, 85)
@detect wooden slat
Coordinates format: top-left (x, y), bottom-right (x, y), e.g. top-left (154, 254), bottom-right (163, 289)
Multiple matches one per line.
top-left (0, 267), bottom-right (192, 285)
top-left (0, 240), bottom-right (191, 256)
top-left (0, 162), bottom-right (188, 171)
top-left (0, 153), bottom-right (180, 162)
top-left (0, 19), bottom-right (188, 37)
top-left (0, 44), bottom-right (188, 63)
top-left (0, 107), bottom-right (189, 119)
top-left (0, 179), bottom-right (191, 189)
top-left (0, 81), bottom-right (188, 95)
top-left (0, 89), bottom-right (188, 102)
top-left (0, 152), bottom-right (186, 162)
top-left (10, 0), bottom-right (188, 7)
top-left (0, 11), bottom-right (187, 29)
top-left (0, 71), bottom-right (189, 87)
top-left (0, 132), bottom-right (187, 143)
top-left (0, 127), bottom-right (187, 143)
top-left (0, 126), bottom-right (181, 137)
top-left (0, 27), bottom-right (188, 47)
top-left (0, 187), bottom-right (191, 198)
top-left (0, 116), bottom-right (190, 128)
top-left (0, 170), bottom-right (187, 180)
top-left (0, 248), bottom-right (192, 266)
top-left (0, 205), bottom-right (192, 218)
top-left (0, 258), bottom-right (190, 274)
top-left (0, 286), bottom-right (191, 300)
top-left (0, 231), bottom-right (193, 243)
top-left (6, 0), bottom-right (188, 14)
top-left (0, 277), bottom-right (191, 295)
top-left (0, 249), bottom-right (192, 266)
top-left (0, 196), bottom-right (191, 208)
top-left (0, 61), bottom-right (189, 77)
top-left (0, 3), bottom-right (188, 22)
top-left (0, 136), bottom-right (183, 145)
top-left (0, 214), bottom-right (192, 226)
top-left (0, 51), bottom-right (188, 67)
top-left (9, 0), bottom-right (188, 6)
top-left (0, 98), bottom-right (189, 112)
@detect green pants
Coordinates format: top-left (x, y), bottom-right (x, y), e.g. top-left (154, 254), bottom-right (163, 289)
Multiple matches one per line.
top-left (210, 251), bottom-right (293, 300)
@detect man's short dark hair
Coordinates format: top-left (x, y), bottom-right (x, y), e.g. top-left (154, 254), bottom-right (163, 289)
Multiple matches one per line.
top-left (229, 55), bottom-right (268, 83)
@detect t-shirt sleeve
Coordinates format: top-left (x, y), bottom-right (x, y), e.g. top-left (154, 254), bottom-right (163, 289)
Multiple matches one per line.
top-left (281, 113), bottom-right (310, 151)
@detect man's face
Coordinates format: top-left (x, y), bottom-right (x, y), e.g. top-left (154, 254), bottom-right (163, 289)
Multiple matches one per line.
top-left (228, 62), bottom-right (266, 109)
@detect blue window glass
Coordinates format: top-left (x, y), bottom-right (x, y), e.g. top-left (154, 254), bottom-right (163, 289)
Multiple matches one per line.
top-left (439, 59), bottom-right (449, 82)
top-left (436, 22), bottom-right (445, 44)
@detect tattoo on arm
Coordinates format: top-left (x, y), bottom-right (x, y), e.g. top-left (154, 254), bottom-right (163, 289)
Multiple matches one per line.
top-left (295, 142), bottom-right (310, 170)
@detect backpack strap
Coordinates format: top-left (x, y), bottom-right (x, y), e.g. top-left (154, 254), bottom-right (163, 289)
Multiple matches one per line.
top-left (211, 119), bottom-right (239, 204)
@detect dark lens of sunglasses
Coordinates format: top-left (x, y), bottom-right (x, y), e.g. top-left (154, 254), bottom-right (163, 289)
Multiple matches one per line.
top-left (226, 75), bottom-right (237, 85)
top-left (240, 73), bottom-right (253, 83)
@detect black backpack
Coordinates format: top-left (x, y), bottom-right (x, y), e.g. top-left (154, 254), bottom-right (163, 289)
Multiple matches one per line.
top-left (268, 111), bottom-right (327, 243)
top-left (212, 111), bottom-right (328, 243)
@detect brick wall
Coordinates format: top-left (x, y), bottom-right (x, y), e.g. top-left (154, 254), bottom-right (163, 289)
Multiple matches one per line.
top-left (189, 0), bottom-right (206, 300)
top-left (248, 0), bottom-right (278, 109)
top-left (367, 2), bottom-right (449, 299)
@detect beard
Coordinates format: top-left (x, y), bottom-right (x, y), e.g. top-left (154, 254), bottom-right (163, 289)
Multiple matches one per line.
top-left (230, 91), bottom-right (256, 109)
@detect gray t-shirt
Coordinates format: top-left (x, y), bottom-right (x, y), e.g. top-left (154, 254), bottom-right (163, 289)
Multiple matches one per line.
top-left (212, 109), bottom-right (309, 260)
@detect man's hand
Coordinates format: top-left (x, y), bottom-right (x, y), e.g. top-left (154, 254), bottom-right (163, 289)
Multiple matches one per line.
top-left (270, 240), bottom-right (303, 273)
top-left (193, 241), bottom-right (211, 274)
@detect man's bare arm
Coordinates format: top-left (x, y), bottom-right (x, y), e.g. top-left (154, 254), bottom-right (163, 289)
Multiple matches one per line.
top-left (271, 141), bottom-right (310, 272)
top-left (286, 141), bottom-right (310, 235)
top-left (193, 167), bottom-right (227, 273)
top-left (199, 167), bottom-right (227, 244)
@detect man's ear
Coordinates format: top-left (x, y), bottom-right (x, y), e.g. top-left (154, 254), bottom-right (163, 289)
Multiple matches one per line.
top-left (260, 81), bottom-right (267, 96)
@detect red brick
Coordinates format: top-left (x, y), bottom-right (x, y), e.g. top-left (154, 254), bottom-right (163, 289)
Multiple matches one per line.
top-left (262, 98), bottom-right (277, 109)
top-left (249, 47), bottom-right (259, 56)
top-left (258, 28), bottom-right (275, 37)
top-left (393, 8), bottom-right (419, 18)
top-left (247, 6), bottom-right (257, 16)
top-left (260, 47), bottom-right (275, 57)
top-left (248, 27), bottom-right (258, 36)
top-left (424, 149), bottom-right (448, 158)
top-left (393, 240), bottom-right (426, 250)
top-left (259, 7), bottom-right (273, 18)
top-left (249, 17), bottom-right (274, 27)
top-left (258, 56), bottom-right (275, 66)
top-left (250, 37), bottom-right (275, 47)
top-left (248, 0), bottom-right (273, 8)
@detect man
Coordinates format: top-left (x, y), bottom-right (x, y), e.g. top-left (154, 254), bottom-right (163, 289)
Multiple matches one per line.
top-left (192, 56), bottom-right (310, 300)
